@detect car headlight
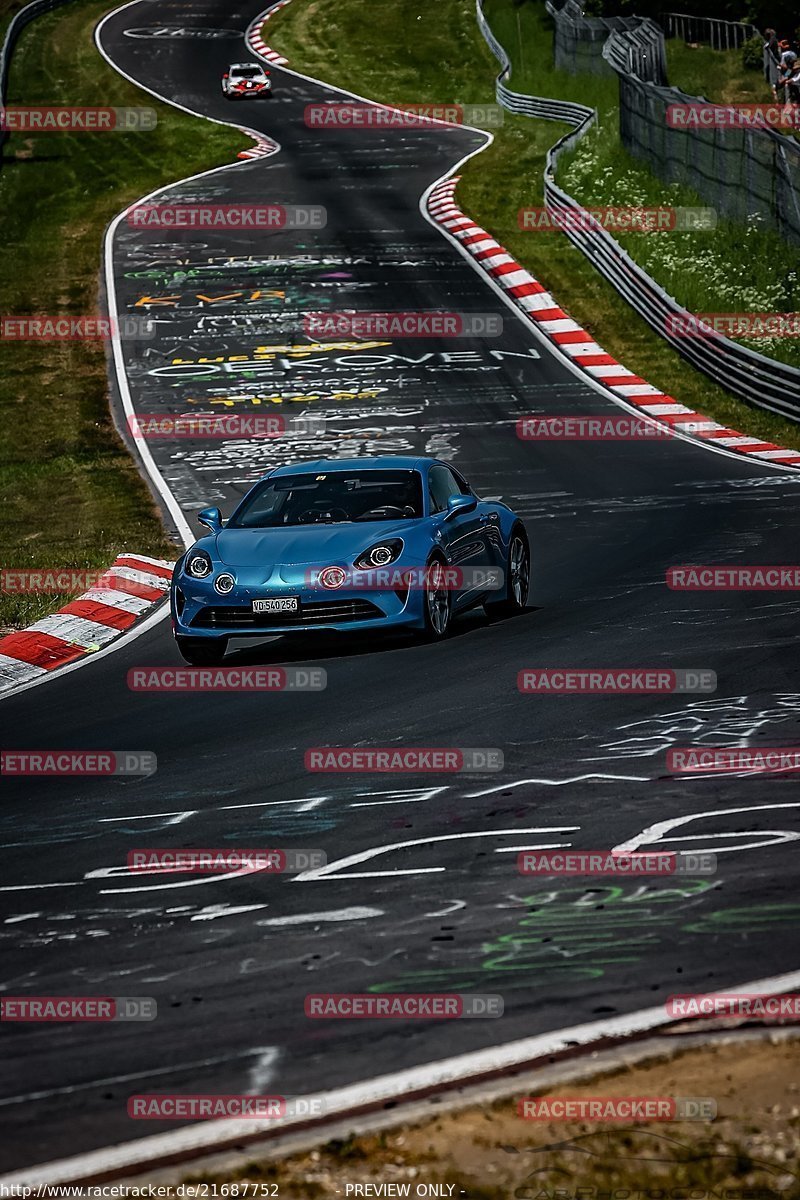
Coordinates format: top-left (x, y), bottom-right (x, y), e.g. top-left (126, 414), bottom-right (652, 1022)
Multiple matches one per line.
top-left (354, 539), bottom-right (404, 570)
top-left (214, 573), bottom-right (235, 595)
top-left (185, 550), bottom-right (213, 579)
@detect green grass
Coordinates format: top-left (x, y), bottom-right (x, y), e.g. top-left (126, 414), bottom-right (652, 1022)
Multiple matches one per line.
top-left (0, 0), bottom-right (29, 45)
top-left (666, 37), bottom-right (767, 105)
top-left (267, 0), bottom-right (800, 451)
top-left (0, 0), bottom-right (247, 630)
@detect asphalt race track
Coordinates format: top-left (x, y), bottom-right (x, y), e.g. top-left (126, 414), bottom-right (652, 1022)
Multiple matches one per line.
top-left (2, 0), bottom-right (800, 1173)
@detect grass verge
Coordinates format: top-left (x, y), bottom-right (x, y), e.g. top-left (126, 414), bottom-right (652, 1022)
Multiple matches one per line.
top-left (666, 37), bottom-right (768, 107)
top-left (269, 0), bottom-right (800, 450)
top-left (0, 0), bottom-right (246, 631)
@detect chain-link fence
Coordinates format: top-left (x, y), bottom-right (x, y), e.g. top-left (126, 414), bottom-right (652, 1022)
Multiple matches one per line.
top-left (545, 1), bottom-right (800, 246)
top-left (601, 17), bottom-right (667, 83)
top-left (474, 0), bottom-right (800, 422)
top-left (601, 30), bottom-right (800, 245)
top-left (546, 0), bottom-right (664, 77)
top-left (0, 0), bottom-right (75, 170)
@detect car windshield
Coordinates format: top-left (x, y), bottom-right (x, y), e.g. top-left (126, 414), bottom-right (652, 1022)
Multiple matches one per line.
top-left (229, 470), bottom-right (424, 528)
top-left (232, 67), bottom-right (261, 78)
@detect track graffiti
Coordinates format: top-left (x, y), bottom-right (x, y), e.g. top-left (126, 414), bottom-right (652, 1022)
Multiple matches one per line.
top-left (369, 881), bottom-right (724, 993)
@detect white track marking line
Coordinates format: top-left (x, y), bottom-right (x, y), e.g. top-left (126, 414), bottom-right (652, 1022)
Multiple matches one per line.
top-left (293, 828), bottom-right (580, 881)
top-left (255, 906), bottom-right (383, 926)
top-left (0, 2), bottom-right (287, 705)
top-left (5, 969), bottom-right (800, 1186)
top-left (0, 1047), bottom-right (279, 1109)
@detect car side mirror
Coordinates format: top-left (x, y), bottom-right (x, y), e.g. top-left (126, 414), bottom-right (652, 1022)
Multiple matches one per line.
top-left (198, 506), bottom-right (223, 533)
top-left (444, 494), bottom-right (478, 519)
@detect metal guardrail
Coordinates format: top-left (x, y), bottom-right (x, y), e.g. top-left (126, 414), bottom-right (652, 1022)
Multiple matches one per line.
top-left (545, 0), bottom-right (647, 77)
top-left (0, 0), bottom-right (75, 168)
top-left (602, 17), bottom-right (667, 83)
top-left (474, 0), bottom-right (800, 423)
top-left (663, 12), bottom-right (760, 50)
top-left (477, 0), bottom-right (592, 128)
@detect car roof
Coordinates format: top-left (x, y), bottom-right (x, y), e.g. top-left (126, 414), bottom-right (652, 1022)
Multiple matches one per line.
top-left (268, 456), bottom-right (434, 477)
top-left (229, 62), bottom-right (263, 70)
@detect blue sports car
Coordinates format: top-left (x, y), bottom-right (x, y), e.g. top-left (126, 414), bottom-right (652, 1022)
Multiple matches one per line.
top-left (171, 456), bottom-right (530, 664)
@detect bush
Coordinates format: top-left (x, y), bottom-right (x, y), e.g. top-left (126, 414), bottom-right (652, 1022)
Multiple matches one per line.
top-left (742, 33), bottom-right (764, 69)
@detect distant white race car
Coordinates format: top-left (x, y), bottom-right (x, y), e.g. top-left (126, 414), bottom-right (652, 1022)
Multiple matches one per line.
top-left (222, 62), bottom-right (272, 99)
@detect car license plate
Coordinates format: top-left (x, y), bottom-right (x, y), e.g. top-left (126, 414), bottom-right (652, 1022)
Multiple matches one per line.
top-left (252, 597), bottom-right (299, 614)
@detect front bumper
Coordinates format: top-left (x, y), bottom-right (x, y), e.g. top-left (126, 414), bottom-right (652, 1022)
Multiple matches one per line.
top-left (225, 84), bottom-right (271, 97)
top-left (172, 569), bottom-right (427, 638)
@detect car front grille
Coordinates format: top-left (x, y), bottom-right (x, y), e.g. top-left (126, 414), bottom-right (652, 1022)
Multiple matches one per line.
top-left (190, 599), bottom-right (384, 629)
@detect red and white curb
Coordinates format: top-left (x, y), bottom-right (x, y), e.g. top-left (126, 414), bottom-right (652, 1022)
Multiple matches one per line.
top-left (428, 177), bottom-right (800, 467)
top-left (0, 555), bottom-right (174, 694)
top-left (237, 133), bottom-right (280, 161)
top-left (237, 3), bottom-right (290, 159)
top-left (246, 0), bottom-right (291, 66)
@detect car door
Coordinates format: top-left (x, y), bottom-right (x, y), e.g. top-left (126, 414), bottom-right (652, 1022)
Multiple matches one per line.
top-left (428, 464), bottom-right (493, 608)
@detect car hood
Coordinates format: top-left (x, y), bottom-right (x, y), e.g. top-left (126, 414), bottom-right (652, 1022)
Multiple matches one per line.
top-left (214, 521), bottom-right (412, 568)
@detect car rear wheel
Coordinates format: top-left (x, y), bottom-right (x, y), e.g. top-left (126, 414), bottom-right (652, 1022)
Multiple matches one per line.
top-left (485, 526), bottom-right (530, 618)
top-left (176, 636), bottom-right (228, 666)
top-left (418, 555), bottom-right (452, 641)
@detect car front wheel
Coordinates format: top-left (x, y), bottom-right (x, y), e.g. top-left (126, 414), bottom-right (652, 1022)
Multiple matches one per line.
top-left (176, 636), bottom-right (228, 666)
top-left (418, 555), bottom-right (452, 641)
top-left (485, 526), bottom-right (530, 618)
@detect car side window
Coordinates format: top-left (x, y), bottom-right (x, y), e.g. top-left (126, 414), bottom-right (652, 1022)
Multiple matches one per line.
top-left (428, 465), bottom-right (462, 514)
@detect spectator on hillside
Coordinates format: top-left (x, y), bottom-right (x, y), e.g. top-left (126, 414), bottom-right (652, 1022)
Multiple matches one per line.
top-left (764, 28), bottom-right (781, 96)
top-left (786, 59), bottom-right (800, 104)
top-left (776, 40), bottom-right (798, 102)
